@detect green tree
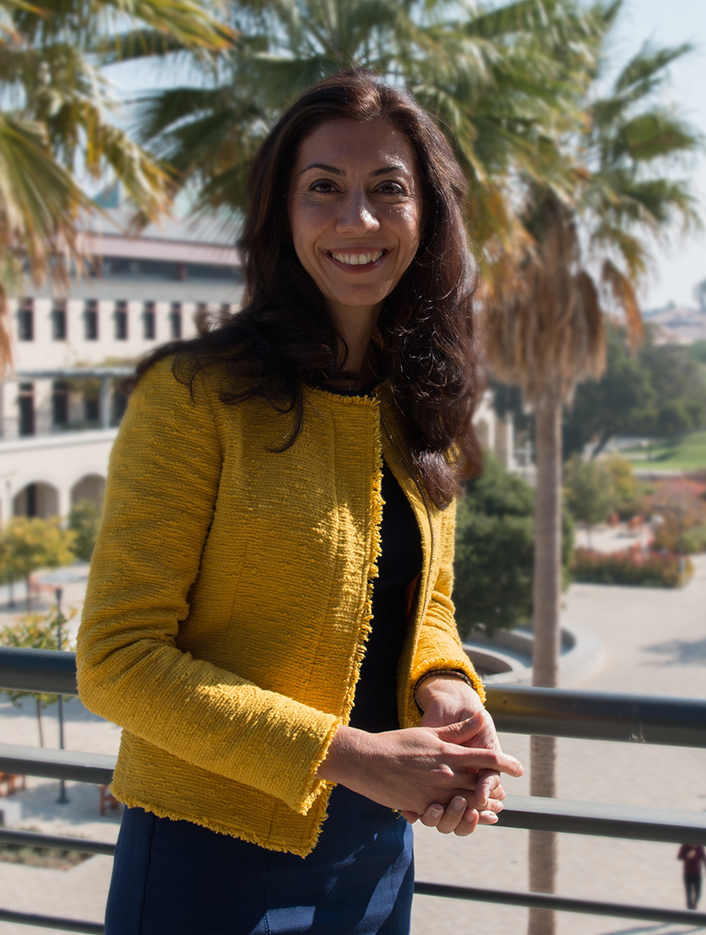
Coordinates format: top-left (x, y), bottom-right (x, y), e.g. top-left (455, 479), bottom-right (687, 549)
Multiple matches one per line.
top-left (0, 608), bottom-right (76, 746)
top-left (688, 339), bottom-right (706, 366)
top-left (129, 0), bottom-right (602, 257)
top-left (487, 22), bottom-right (702, 934)
top-left (563, 456), bottom-right (614, 544)
top-left (454, 456), bottom-right (573, 637)
top-left (562, 324), bottom-right (654, 458)
top-left (564, 325), bottom-right (706, 457)
top-left (0, 0), bottom-right (233, 372)
top-left (1, 518), bottom-right (75, 610)
top-left (68, 500), bottom-right (102, 562)
top-left (604, 455), bottom-right (636, 504)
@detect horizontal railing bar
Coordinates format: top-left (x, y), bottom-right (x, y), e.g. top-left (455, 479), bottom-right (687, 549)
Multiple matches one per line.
top-left (3, 739), bottom-right (705, 846)
top-left (0, 647), bottom-right (78, 695)
top-left (501, 794), bottom-right (706, 844)
top-left (0, 743), bottom-right (115, 785)
top-left (0, 827), bottom-right (115, 856)
top-left (487, 684), bottom-right (706, 747)
top-left (2, 648), bottom-right (706, 748)
top-left (413, 881), bottom-right (706, 925)
top-left (0, 907), bottom-right (102, 933)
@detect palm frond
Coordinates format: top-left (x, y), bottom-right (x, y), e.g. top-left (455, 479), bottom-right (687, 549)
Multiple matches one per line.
top-left (601, 258), bottom-right (643, 349)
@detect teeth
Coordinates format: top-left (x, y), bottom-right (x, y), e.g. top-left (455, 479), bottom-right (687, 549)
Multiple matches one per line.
top-left (331, 251), bottom-right (384, 266)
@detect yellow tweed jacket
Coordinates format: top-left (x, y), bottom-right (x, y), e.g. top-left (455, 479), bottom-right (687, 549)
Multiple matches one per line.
top-left (77, 357), bottom-right (483, 856)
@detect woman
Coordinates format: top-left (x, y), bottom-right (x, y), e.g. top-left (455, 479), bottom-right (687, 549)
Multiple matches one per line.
top-left (77, 69), bottom-right (523, 935)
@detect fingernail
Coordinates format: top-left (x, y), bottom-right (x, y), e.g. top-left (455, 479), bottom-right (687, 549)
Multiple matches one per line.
top-left (430, 805), bottom-right (443, 818)
top-left (464, 808), bottom-right (479, 822)
top-left (452, 796), bottom-right (466, 811)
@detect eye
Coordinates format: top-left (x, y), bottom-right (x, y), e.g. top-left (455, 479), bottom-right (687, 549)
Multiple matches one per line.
top-left (309, 180), bottom-right (338, 193)
top-left (376, 181), bottom-right (405, 195)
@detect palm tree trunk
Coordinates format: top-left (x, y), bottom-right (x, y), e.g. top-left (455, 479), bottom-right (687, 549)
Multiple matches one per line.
top-left (528, 394), bottom-right (563, 935)
top-left (35, 698), bottom-right (44, 747)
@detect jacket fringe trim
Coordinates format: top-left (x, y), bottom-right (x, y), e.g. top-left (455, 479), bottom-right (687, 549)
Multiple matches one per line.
top-left (108, 788), bottom-right (319, 858)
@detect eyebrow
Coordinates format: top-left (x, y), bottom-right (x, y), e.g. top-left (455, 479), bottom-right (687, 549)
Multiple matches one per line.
top-left (299, 163), bottom-right (408, 177)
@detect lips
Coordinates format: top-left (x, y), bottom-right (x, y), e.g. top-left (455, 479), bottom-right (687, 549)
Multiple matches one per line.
top-left (327, 249), bottom-right (387, 266)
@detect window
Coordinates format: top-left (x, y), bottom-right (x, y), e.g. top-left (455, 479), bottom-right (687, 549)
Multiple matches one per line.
top-left (52, 381), bottom-right (69, 426)
top-left (51, 302), bottom-right (67, 340)
top-left (169, 303), bottom-right (182, 339)
top-left (18, 301), bottom-right (34, 341)
top-left (84, 300), bottom-right (99, 340)
top-left (85, 397), bottom-right (100, 423)
top-left (18, 383), bottom-right (35, 436)
top-left (194, 303), bottom-right (210, 336)
top-left (115, 301), bottom-right (128, 340)
top-left (143, 302), bottom-right (156, 340)
top-left (113, 389), bottom-right (128, 423)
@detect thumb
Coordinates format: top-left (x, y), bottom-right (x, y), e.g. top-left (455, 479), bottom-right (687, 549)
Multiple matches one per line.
top-left (434, 710), bottom-right (485, 744)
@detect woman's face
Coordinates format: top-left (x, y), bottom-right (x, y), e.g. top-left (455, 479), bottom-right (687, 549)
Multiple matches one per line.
top-left (288, 118), bottom-right (422, 326)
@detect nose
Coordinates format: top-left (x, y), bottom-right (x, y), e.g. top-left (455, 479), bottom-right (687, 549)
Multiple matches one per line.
top-left (335, 189), bottom-right (380, 235)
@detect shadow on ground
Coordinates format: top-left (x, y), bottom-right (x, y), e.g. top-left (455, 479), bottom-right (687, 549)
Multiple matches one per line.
top-left (643, 638), bottom-right (706, 666)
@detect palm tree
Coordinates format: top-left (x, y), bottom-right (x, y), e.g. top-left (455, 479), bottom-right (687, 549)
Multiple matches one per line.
top-left (0, 0), bottom-right (232, 372)
top-left (128, 0), bottom-right (602, 247)
top-left (486, 15), bottom-right (702, 935)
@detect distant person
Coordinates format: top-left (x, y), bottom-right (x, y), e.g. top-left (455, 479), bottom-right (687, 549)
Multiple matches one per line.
top-left (678, 844), bottom-right (706, 909)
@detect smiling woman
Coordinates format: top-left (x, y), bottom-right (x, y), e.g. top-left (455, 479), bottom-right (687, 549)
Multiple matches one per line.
top-left (76, 69), bottom-right (523, 935)
top-left (289, 119), bottom-right (422, 378)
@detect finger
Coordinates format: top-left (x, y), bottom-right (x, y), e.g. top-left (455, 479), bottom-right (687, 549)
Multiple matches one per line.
top-left (472, 770), bottom-right (502, 809)
top-left (420, 804), bottom-right (444, 828)
top-left (455, 748), bottom-right (524, 777)
top-left (482, 795), bottom-right (504, 814)
top-left (400, 810), bottom-right (419, 824)
top-left (457, 806), bottom-right (480, 835)
top-left (436, 796), bottom-right (468, 835)
top-left (435, 711), bottom-right (485, 744)
top-left (477, 809), bottom-right (500, 825)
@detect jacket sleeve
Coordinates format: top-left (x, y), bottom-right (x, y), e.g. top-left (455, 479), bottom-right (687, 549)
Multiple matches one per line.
top-left (76, 360), bottom-right (340, 815)
top-left (404, 499), bottom-right (485, 726)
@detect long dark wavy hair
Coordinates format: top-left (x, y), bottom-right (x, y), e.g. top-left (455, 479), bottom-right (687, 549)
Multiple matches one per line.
top-left (136, 69), bottom-right (484, 508)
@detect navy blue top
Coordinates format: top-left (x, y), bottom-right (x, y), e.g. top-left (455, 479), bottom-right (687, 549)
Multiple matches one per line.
top-left (348, 462), bottom-right (423, 733)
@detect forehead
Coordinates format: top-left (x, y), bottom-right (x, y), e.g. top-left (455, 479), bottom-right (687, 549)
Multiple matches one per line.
top-left (295, 118), bottom-right (417, 173)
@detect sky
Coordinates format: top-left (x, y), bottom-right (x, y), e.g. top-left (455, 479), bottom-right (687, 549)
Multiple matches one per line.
top-left (105, 0), bottom-right (706, 312)
top-left (606, 0), bottom-right (706, 310)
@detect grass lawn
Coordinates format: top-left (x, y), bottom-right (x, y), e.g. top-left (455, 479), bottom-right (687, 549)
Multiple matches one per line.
top-left (624, 430), bottom-right (706, 470)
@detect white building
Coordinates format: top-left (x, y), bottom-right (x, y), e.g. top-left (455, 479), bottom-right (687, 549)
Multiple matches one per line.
top-left (1, 208), bottom-right (243, 523)
top-left (1, 208), bottom-right (516, 524)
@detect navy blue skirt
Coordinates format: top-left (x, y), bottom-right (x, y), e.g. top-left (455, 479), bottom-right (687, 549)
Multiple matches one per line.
top-left (105, 785), bottom-right (414, 934)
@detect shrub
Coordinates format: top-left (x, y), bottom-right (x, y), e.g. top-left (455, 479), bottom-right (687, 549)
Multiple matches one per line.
top-left (604, 456), bottom-right (637, 502)
top-left (454, 455), bottom-right (573, 636)
top-left (572, 547), bottom-right (693, 588)
top-left (679, 524), bottom-right (706, 554)
top-left (68, 499), bottom-right (102, 561)
top-left (564, 456), bottom-right (615, 531)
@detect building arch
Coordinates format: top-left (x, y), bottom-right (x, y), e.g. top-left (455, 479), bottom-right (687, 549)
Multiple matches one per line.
top-left (13, 481), bottom-right (60, 518)
top-left (70, 474), bottom-right (105, 508)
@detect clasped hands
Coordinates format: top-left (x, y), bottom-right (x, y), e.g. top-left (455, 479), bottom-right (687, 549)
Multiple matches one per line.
top-left (317, 675), bottom-right (523, 837)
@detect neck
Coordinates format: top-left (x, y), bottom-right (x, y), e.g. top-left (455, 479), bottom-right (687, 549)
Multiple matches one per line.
top-left (328, 303), bottom-right (380, 390)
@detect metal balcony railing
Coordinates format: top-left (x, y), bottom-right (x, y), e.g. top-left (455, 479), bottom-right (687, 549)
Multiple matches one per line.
top-left (0, 645), bottom-right (705, 933)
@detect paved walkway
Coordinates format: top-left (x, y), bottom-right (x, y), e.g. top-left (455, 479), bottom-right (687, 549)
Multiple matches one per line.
top-left (412, 553), bottom-right (706, 935)
top-left (0, 553), bottom-right (704, 934)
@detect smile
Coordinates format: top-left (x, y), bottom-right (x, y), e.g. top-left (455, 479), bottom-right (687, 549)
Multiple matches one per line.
top-left (327, 250), bottom-right (387, 266)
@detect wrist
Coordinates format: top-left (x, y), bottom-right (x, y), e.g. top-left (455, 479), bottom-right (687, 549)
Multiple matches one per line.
top-left (414, 670), bottom-right (477, 713)
top-left (316, 724), bottom-right (368, 784)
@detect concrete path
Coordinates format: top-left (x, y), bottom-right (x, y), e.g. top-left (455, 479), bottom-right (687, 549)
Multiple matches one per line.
top-left (0, 555), bottom-right (704, 934)
top-left (412, 554), bottom-right (706, 935)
